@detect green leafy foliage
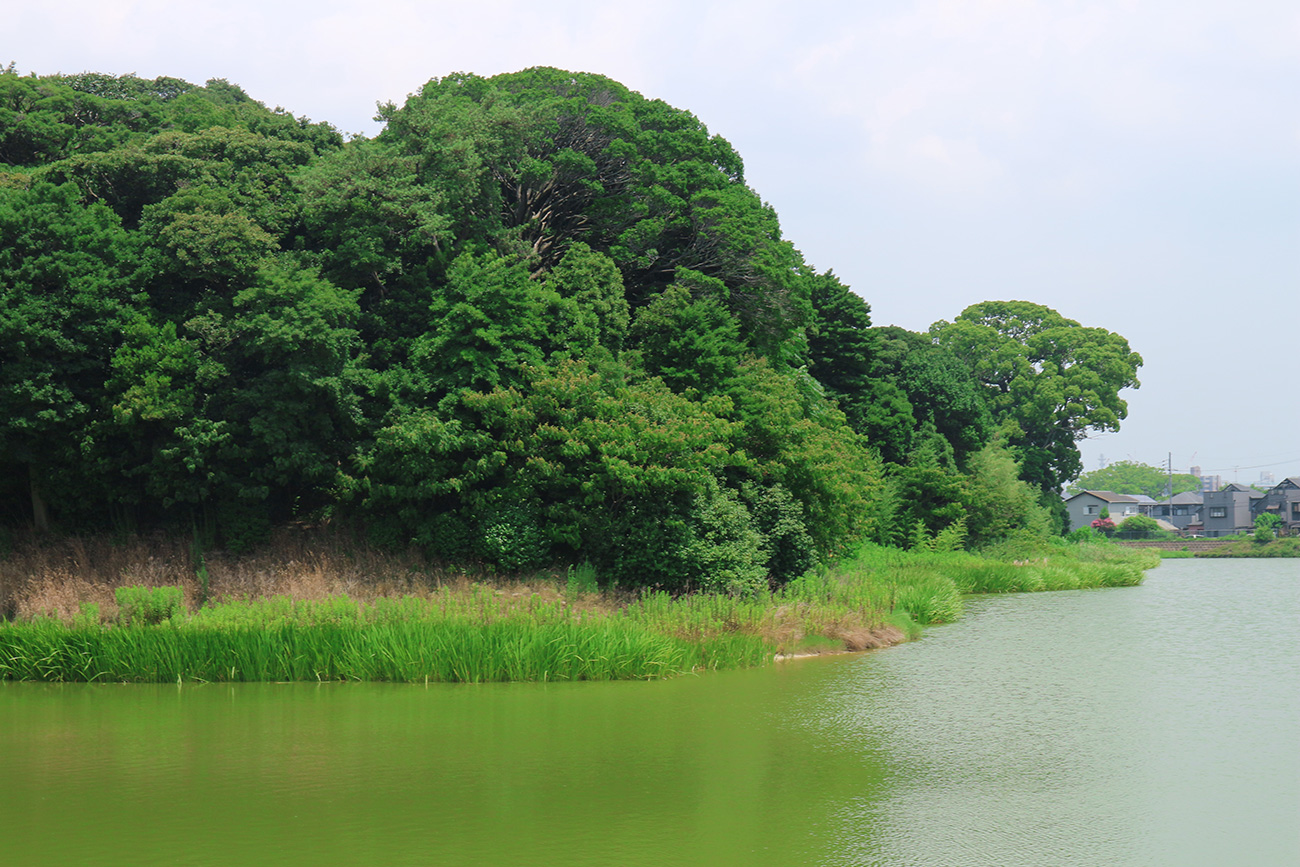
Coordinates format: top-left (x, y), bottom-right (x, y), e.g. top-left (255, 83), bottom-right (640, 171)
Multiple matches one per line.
top-left (738, 481), bottom-right (816, 584)
top-left (1067, 460), bottom-right (1199, 499)
top-left (0, 181), bottom-right (141, 527)
top-left (414, 250), bottom-right (550, 395)
top-left (1254, 513), bottom-right (1281, 543)
top-left (1118, 514), bottom-right (1163, 539)
top-left (931, 301), bottom-right (1141, 495)
top-left (724, 357), bottom-right (887, 555)
top-left (360, 358), bottom-right (739, 564)
top-left (376, 68), bottom-right (810, 352)
top-left (630, 276), bottom-right (744, 394)
top-left (1, 67), bottom-right (1138, 570)
top-left (542, 242), bottom-right (630, 353)
top-left (807, 279), bottom-right (993, 468)
top-left (962, 441), bottom-right (1052, 547)
top-left (114, 585), bottom-right (183, 626)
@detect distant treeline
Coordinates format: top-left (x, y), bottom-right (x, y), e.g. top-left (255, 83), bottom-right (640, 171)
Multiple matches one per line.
top-left (0, 66), bottom-right (1141, 592)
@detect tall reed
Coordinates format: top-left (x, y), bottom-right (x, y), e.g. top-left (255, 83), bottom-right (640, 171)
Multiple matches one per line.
top-left (0, 530), bottom-right (1157, 683)
top-left (0, 601), bottom-right (771, 683)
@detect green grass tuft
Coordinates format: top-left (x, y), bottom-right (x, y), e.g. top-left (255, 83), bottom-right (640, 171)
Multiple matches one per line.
top-left (0, 537), bottom-right (1157, 683)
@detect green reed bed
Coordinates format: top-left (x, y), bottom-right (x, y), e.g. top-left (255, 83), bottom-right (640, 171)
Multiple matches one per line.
top-left (822, 545), bottom-right (966, 625)
top-left (621, 576), bottom-right (915, 653)
top-left (825, 540), bottom-right (1154, 622)
top-left (0, 540), bottom-right (1157, 683)
top-left (0, 606), bottom-right (771, 683)
top-left (0, 574), bottom-right (900, 683)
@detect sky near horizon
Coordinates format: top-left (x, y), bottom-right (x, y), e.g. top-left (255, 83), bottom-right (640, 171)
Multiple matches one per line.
top-left (6, 0), bottom-right (1298, 484)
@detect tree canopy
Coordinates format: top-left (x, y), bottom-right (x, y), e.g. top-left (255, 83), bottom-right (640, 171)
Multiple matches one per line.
top-left (930, 300), bottom-right (1142, 495)
top-left (0, 66), bottom-right (1142, 585)
top-left (1067, 461), bottom-right (1199, 499)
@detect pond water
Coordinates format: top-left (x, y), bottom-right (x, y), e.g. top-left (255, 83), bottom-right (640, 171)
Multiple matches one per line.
top-left (2, 558), bottom-right (1296, 866)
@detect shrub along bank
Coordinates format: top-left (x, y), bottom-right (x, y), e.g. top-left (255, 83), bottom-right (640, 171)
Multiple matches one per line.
top-left (0, 537), bottom-right (1154, 683)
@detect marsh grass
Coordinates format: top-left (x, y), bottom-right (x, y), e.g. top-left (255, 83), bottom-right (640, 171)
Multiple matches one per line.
top-left (1197, 537), bottom-right (1300, 558)
top-left (0, 616), bottom-right (759, 683)
top-left (0, 527), bottom-right (456, 622)
top-left (115, 585), bottom-right (183, 625)
top-left (0, 528), bottom-right (1156, 683)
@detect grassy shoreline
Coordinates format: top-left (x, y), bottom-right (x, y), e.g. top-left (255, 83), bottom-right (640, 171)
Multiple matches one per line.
top-left (1193, 537), bottom-right (1300, 558)
top-left (0, 532), bottom-right (1156, 683)
top-left (1117, 537), bottom-right (1300, 558)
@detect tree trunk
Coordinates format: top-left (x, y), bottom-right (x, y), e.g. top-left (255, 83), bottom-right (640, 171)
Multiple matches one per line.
top-left (29, 464), bottom-right (49, 532)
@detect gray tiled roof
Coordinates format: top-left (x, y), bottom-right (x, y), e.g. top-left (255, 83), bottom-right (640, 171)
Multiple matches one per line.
top-left (1067, 490), bottom-right (1139, 503)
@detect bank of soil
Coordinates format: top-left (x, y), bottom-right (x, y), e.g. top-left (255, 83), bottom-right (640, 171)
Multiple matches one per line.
top-left (775, 623), bottom-right (909, 661)
top-left (1116, 539), bottom-right (1236, 553)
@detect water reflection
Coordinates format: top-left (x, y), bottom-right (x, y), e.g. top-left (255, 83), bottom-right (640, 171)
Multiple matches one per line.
top-left (2, 560), bottom-right (1296, 866)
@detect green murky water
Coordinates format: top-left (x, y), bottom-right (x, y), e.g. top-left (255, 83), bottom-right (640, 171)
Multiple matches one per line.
top-left (2, 558), bottom-right (1296, 865)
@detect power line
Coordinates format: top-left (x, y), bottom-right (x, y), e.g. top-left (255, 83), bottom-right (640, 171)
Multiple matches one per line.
top-left (1198, 458), bottom-right (1300, 473)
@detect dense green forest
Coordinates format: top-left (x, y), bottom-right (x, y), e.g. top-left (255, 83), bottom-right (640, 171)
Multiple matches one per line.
top-left (0, 66), bottom-right (1142, 593)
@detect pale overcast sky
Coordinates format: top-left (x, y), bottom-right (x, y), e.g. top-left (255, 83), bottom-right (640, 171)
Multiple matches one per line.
top-left (7, 0), bottom-right (1299, 483)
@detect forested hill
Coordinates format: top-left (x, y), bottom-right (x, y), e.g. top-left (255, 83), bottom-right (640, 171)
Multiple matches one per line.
top-left (0, 67), bottom-right (1142, 592)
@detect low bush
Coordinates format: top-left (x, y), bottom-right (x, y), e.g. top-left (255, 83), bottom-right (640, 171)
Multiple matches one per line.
top-left (1115, 515), bottom-right (1172, 540)
top-left (1064, 526), bottom-right (1105, 544)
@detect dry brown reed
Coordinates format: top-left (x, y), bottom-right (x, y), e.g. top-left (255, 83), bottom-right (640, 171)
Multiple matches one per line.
top-left (1, 527), bottom-right (507, 622)
top-left (1, 531), bottom-right (189, 621)
top-left (0, 529), bottom-right (922, 659)
top-left (837, 624), bottom-right (906, 652)
top-left (0, 528), bottom-right (652, 626)
top-left (754, 601), bottom-right (904, 655)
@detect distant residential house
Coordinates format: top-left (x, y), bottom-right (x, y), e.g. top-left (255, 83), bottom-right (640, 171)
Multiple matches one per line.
top-left (1202, 483), bottom-right (1262, 537)
top-left (1252, 477), bottom-right (1300, 534)
top-left (1129, 494), bottom-right (1158, 517)
top-left (1063, 491), bottom-right (1141, 533)
top-left (1154, 492), bottom-right (1204, 533)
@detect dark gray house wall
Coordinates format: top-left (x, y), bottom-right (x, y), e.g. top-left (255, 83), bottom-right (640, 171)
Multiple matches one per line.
top-left (1203, 483), bottom-right (1257, 537)
top-left (1155, 492), bottom-right (1203, 532)
top-left (1253, 477), bottom-right (1300, 533)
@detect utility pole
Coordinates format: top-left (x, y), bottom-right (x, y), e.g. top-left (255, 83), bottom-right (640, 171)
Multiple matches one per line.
top-left (1167, 452), bottom-right (1174, 529)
